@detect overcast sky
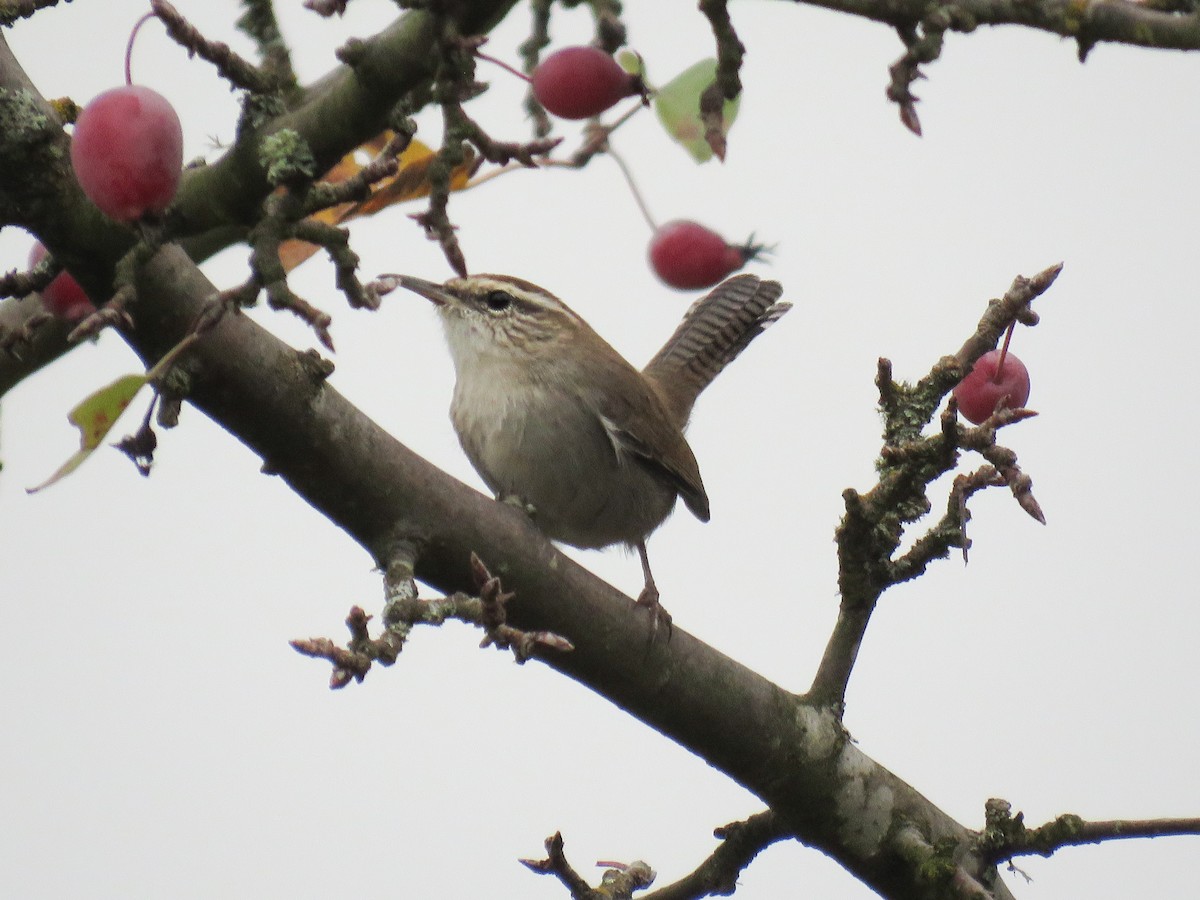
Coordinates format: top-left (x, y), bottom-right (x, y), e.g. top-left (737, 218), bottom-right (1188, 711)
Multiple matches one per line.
top-left (2, 1), bottom-right (1199, 897)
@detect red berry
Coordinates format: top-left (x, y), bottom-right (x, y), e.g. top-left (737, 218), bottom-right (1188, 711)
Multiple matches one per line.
top-left (952, 349), bottom-right (1031, 424)
top-left (70, 85), bottom-right (183, 221)
top-left (649, 220), bottom-right (755, 290)
top-left (28, 243), bottom-right (95, 322)
top-left (532, 46), bottom-right (638, 120)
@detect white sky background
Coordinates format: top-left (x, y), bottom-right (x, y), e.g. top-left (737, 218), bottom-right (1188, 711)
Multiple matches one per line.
top-left (2, 1), bottom-right (1198, 897)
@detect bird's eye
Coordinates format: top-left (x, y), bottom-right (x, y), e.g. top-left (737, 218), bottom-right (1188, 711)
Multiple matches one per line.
top-left (484, 290), bottom-right (514, 312)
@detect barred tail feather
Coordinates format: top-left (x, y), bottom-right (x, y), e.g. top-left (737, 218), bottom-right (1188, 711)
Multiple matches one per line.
top-left (643, 274), bottom-right (790, 426)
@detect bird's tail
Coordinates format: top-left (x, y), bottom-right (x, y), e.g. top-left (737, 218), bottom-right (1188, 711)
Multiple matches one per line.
top-left (642, 274), bottom-right (790, 426)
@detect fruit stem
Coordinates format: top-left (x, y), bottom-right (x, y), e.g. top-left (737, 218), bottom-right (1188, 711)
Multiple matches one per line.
top-left (125, 12), bottom-right (157, 86)
top-left (475, 51), bottom-right (533, 85)
top-left (992, 321), bottom-right (1016, 384)
top-left (607, 144), bottom-right (658, 233)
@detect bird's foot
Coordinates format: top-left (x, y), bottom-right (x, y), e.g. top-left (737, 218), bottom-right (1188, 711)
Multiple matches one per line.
top-left (499, 493), bottom-right (537, 519)
top-left (636, 584), bottom-right (673, 641)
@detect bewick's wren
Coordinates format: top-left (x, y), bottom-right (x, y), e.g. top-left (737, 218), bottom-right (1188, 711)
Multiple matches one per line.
top-left (395, 272), bottom-right (790, 619)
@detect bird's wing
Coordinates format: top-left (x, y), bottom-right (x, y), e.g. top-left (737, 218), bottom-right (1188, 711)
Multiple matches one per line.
top-left (590, 373), bottom-right (711, 523)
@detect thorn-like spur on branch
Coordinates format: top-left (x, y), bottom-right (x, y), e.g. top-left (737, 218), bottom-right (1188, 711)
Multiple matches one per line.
top-left (980, 798), bottom-right (1200, 864)
top-left (461, 118), bottom-right (562, 167)
top-left (519, 832), bottom-right (593, 894)
top-left (521, 832), bottom-right (656, 898)
top-left (698, 0), bottom-right (746, 161)
top-left (308, 154), bottom-right (404, 214)
top-left (249, 194), bottom-right (335, 350)
top-left (291, 606), bottom-right (392, 689)
top-left (643, 811), bottom-right (791, 899)
top-left (960, 411), bottom-right (1046, 524)
top-left (887, 21), bottom-right (945, 137)
top-left (288, 218), bottom-right (377, 311)
top-left (67, 239), bottom-right (163, 343)
top-left (411, 203), bottom-right (467, 278)
top-left (469, 553), bottom-right (575, 663)
top-left (67, 286), bottom-right (135, 343)
top-left (151, 0), bottom-right (278, 94)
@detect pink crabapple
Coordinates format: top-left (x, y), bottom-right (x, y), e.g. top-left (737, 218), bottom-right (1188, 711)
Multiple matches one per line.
top-left (953, 348), bottom-right (1031, 424)
top-left (531, 46), bottom-right (640, 120)
top-left (70, 85), bottom-right (183, 222)
top-left (28, 242), bottom-right (95, 321)
top-left (649, 220), bottom-right (763, 290)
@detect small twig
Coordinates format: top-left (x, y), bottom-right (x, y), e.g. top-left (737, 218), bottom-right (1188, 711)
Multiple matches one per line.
top-left (249, 195), bottom-right (335, 349)
top-left (952, 263), bottom-right (1060, 379)
top-left (152, 0), bottom-right (278, 93)
top-left (0, 0), bottom-right (62, 26)
top-left (469, 553), bottom-right (575, 663)
top-left (451, 106), bottom-right (561, 167)
top-left (67, 285), bottom-right (134, 343)
top-left (293, 552), bottom-right (572, 688)
top-left (419, 15), bottom-right (477, 275)
top-left (697, 0), bottom-right (746, 160)
top-left (521, 832), bottom-right (655, 898)
top-left (885, 10), bottom-right (964, 137)
top-left (641, 811), bottom-right (791, 900)
top-left (588, 0), bottom-right (627, 53)
top-left (518, 0), bottom-right (554, 137)
top-left (290, 606), bottom-right (383, 689)
top-left (519, 833), bottom-right (594, 894)
top-left (236, 0), bottom-right (297, 87)
top-left (980, 798), bottom-right (1200, 864)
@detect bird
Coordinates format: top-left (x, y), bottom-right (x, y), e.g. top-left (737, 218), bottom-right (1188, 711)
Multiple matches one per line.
top-left (393, 271), bottom-right (790, 625)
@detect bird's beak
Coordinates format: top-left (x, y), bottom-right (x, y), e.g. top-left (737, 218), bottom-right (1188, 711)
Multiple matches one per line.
top-left (396, 275), bottom-right (456, 308)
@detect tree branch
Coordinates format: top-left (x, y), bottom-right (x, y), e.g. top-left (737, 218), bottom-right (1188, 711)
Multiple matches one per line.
top-left (0, 34), bottom-right (1035, 873)
top-left (787, 0), bottom-right (1200, 56)
top-left (643, 811), bottom-right (792, 900)
top-left (810, 269), bottom-right (1055, 709)
top-left (90, 234), bottom-right (1011, 898)
top-left (981, 798), bottom-right (1200, 864)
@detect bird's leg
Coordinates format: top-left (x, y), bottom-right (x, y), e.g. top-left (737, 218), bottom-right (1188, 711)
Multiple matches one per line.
top-left (635, 540), bottom-right (672, 638)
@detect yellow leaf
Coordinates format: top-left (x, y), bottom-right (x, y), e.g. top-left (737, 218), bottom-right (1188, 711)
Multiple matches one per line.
top-left (343, 141), bottom-right (480, 219)
top-left (27, 374), bottom-right (147, 493)
top-left (279, 136), bottom-right (483, 274)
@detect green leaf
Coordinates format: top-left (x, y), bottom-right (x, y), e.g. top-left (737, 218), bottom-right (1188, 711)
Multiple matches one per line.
top-left (653, 59), bottom-right (741, 163)
top-left (27, 373), bottom-right (147, 493)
